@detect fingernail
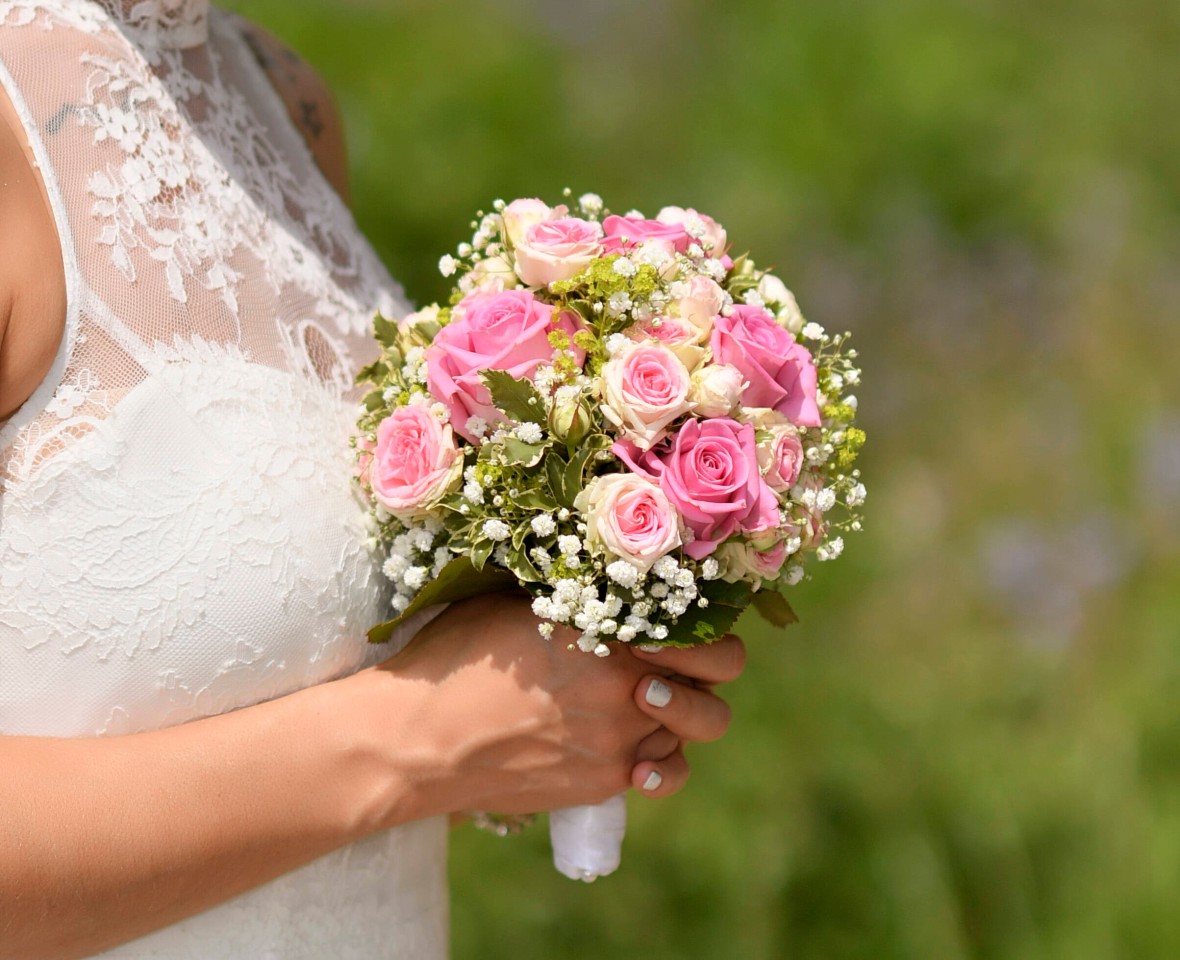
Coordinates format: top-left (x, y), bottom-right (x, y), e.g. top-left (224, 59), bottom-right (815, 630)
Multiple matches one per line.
top-left (642, 770), bottom-right (663, 791)
top-left (638, 644), bottom-right (662, 653)
top-left (645, 678), bottom-right (673, 708)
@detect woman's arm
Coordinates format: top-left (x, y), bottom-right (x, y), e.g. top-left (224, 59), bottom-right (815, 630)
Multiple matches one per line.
top-left (0, 594), bottom-right (740, 960)
top-left (235, 18), bottom-right (351, 203)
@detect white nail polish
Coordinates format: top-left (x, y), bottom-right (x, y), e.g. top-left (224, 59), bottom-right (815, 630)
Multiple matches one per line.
top-left (642, 770), bottom-right (663, 791)
top-left (638, 643), bottom-right (663, 653)
top-left (645, 678), bottom-right (673, 708)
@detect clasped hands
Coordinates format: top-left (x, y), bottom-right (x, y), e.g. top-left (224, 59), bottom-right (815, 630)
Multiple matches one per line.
top-left (380, 591), bottom-right (746, 818)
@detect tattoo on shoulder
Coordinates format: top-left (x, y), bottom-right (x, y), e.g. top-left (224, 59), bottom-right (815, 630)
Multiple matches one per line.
top-left (299, 99), bottom-right (324, 140)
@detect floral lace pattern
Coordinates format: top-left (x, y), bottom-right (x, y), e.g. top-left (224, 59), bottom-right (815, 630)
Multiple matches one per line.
top-left (0, 3), bottom-right (448, 956)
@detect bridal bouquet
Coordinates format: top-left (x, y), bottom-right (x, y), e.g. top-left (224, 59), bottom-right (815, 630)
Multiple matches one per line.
top-left (354, 192), bottom-right (865, 879)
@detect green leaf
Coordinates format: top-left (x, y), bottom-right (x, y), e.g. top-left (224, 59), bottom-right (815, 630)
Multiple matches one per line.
top-left (751, 588), bottom-right (799, 628)
top-left (502, 438), bottom-right (548, 467)
top-left (658, 578), bottom-right (754, 648)
top-left (482, 370), bottom-right (546, 424)
top-left (470, 538), bottom-right (496, 571)
top-left (367, 556), bottom-right (517, 643)
top-left (516, 489), bottom-right (560, 512)
top-left (560, 434), bottom-right (610, 504)
top-left (372, 313), bottom-right (400, 350)
top-left (546, 454), bottom-right (573, 507)
top-left (503, 545), bottom-right (544, 584)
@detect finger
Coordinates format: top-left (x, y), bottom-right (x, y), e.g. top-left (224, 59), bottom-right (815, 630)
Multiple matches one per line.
top-left (632, 634), bottom-right (746, 686)
top-left (636, 727), bottom-right (681, 763)
top-left (632, 747), bottom-right (690, 798)
top-left (635, 675), bottom-right (733, 743)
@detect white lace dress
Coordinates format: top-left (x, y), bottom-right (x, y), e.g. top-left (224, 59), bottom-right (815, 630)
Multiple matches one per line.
top-left (0, 1), bottom-right (448, 956)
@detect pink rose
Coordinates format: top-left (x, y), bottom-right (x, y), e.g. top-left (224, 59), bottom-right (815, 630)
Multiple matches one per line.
top-left (601, 342), bottom-right (694, 450)
top-left (715, 538), bottom-right (788, 583)
top-left (502, 198), bottom-right (556, 246)
top-left (576, 473), bottom-right (682, 574)
top-left (600, 215), bottom-right (694, 256)
top-left (426, 289), bottom-right (584, 443)
top-left (710, 305), bottom-right (821, 426)
top-left (514, 217), bottom-right (603, 287)
top-left (758, 427), bottom-right (805, 491)
top-left (657, 206), bottom-right (728, 259)
top-left (370, 406), bottom-right (463, 519)
top-left (614, 418), bottom-right (779, 559)
top-left (626, 315), bottom-right (705, 372)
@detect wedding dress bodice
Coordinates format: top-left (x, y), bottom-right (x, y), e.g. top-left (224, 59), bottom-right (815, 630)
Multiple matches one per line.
top-left (0, 2), bottom-right (447, 956)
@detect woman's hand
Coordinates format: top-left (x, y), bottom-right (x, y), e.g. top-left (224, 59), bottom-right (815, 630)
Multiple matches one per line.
top-left (358, 592), bottom-right (745, 822)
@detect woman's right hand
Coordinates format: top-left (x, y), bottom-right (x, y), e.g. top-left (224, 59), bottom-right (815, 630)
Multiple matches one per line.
top-left (358, 592), bottom-right (666, 821)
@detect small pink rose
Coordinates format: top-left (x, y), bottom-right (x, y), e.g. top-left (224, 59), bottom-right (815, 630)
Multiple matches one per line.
top-left (710, 305), bottom-right (821, 427)
top-left (602, 342), bottom-right (694, 450)
top-left (601, 215), bottom-right (694, 256)
top-left (626, 315), bottom-right (706, 371)
top-left (613, 417), bottom-right (779, 559)
top-left (370, 406), bottom-right (462, 519)
top-left (758, 427), bottom-right (805, 491)
top-left (715, 538), bottom-right (788, 583)
top-left (657, 206), bottom-right (728, 259)
top-left (514, 217), bottom-right (603, 287)
top-left (426, 289), bottom-right (584, 443)
top-left (576, 473), bottom-right (682, 574)
top-left (502, 198), bottom-right (556, 246)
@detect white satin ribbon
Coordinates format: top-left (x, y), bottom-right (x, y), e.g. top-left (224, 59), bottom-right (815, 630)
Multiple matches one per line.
top-left (549, 793), bottom-right (627, 882)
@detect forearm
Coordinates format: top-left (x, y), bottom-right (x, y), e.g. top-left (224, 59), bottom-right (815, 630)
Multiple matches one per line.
top-left (0, 670), bottom-right (434, 960)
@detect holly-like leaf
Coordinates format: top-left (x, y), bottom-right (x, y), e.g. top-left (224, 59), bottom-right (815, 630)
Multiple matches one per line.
top-left (482, 370), bottom-right (546, 424)
top-left (502, 438), bottom-right (548, 467)
top-left (372, 313), bottom-right (400, 350)
top-left (751, 588), bottom-right (799, 628)
top-left (367, 556), bottom-right (517, 643)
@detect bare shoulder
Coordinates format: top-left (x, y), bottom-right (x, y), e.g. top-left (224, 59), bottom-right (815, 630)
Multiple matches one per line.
top-left (235, 17), bottom-right (351, 203)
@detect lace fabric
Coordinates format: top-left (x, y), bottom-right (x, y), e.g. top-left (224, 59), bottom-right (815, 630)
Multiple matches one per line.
top-left (0, 2), bottom-right (448, 956)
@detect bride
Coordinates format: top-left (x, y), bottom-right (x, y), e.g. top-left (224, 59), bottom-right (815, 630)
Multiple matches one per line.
top-left (0, 2), bottom-right (745, 958)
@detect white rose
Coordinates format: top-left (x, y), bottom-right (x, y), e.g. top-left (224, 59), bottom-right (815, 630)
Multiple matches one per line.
top-left (466, 253), bottom-right (518, 292)
top-left (757, 275), bottom-right (804, 335)
top-left (672, 275), bottom-right (726, 341)
top-left (576, 473), bottom-right (682, 575)
top-left (688, 363), bottom-right (745, 418)
top-left (600, 342), bottom-right (694, 450)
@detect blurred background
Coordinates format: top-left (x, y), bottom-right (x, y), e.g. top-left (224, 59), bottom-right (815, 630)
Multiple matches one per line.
top-left (227, 1), bottom-right (1179, 957)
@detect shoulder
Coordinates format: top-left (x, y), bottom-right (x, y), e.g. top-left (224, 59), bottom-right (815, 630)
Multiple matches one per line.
top-left (233, 17), bottom-right (351, 203)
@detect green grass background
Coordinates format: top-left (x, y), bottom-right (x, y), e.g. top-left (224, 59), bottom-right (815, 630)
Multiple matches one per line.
top-left (225, 1), bottom-right (1180, 956)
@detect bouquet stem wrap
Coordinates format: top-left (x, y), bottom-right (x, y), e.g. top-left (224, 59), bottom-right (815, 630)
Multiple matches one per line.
top-left (549, 793), bottom-right (627, 882)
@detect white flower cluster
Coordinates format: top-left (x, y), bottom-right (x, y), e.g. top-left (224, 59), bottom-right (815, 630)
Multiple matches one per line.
top-left (380, 517), bottom-right (449, 613)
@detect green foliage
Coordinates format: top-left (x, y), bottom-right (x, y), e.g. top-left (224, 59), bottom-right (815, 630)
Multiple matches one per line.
top-left (752, 587), bottom-right (799, 628)
top-left (481, 369), bottom-right (546, 425)
top-left (367, 557), bottom-right (516, 644)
